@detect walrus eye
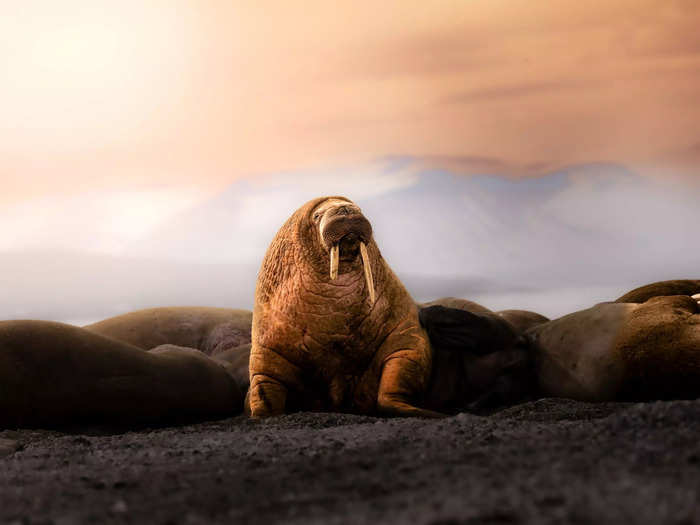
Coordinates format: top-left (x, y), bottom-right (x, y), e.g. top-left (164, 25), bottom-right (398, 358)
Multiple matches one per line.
top-left (313, 212), bottom-right (321, 222)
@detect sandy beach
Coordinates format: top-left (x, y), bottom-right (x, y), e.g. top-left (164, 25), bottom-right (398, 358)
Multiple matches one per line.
top-left (2, 398), bottom-right (699, 524)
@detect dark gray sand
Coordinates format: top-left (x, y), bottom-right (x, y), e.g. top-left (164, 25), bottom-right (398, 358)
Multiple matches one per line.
top-left (2, 398), bottom-right (699, 524)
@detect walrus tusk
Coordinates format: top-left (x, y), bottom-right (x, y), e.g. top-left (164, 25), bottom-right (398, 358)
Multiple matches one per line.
top-left (360, 242), bottom-right (375, 306)
top-left (330, 244), bottom-right (339, 280)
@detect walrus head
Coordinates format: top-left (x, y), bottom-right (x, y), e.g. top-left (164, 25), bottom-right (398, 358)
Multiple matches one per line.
top-left (309, 197), bottom-right (376, 305)
top-left (255, 196), bottom-right (380, 308)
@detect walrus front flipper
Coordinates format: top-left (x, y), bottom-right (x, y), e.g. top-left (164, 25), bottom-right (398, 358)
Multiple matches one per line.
top-left (419, 305), bottom-right (517, 356)
top-left (0, 321), bottom-right (243, 429)
top-left (375, 319), bottom-right (446, 419)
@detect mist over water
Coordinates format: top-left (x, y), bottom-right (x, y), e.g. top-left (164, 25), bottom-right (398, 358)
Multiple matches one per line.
top-left (1, 162), bottom-right (698, 324)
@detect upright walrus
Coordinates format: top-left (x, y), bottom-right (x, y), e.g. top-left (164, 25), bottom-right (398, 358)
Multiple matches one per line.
top-left (247, 196), bottom-right (442, 418)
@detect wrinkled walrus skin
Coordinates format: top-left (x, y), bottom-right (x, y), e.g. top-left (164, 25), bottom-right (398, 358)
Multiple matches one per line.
top-left (248, 196), bottom-right (442, 418)
top-left (0, 321), bottom-right (243, 428)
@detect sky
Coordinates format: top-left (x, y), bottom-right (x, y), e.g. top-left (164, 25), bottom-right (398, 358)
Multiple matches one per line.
top-left (1, 1), bottom-right (699, 322)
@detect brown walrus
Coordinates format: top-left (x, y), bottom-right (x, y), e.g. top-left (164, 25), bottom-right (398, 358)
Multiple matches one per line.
top-left (0, 320), bottom-right (243, 428)
top-left (417, 298), bottom-right (549, 413)
top-left (421, 297), bottom-right (550, 335)
top-left (84, 307), bottom-right (253, 395)
top-left (527, 294), bottom-right (700, 401)
top-left (84, 307), bottom-right (252, 356)
top-left (614, 279), bottom-right (700, 303)
top-left (247, 196), bottom-right (442, 418)
top-left (425, 288), bottom-right (700, 404)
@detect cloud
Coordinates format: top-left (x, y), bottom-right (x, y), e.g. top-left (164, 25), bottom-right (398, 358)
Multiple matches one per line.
top-left (0, 189), bottom-right (207, 254)
top-left (440, 80), bottom-right (589, 105)
top-left (3, 1), bottom-right (700, 205)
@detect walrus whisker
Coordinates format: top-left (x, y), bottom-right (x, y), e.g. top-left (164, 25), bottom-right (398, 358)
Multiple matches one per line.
top-left (360, 242), bottom-right (375, 306)
top-left (330, 244), bottom-right (339, 280)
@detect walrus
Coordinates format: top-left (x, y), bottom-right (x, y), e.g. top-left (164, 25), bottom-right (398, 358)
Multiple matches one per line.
top-left (421, 297), bottom-right (550, 335)
top-left (247, 196), bottom-right (442, 418)
top-left (527, 294), bottom-right (700, 401)
top-left (418, 303), bottom-right (544, 413)
top-left (84, 307), bottom-right (253, 395)
top-left (84, 307), bottom-right (252, 356)
top-left (496, 309), bottom-right (550, 334)
top-left (0, 320), bottom-right (244, 428)
top-left (425, 291), bottom-right (700, 404)
top-left (615, 279), bottom-right (700, 303)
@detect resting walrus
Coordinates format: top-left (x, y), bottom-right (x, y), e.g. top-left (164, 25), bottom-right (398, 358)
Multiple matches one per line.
top-left (85, 307), bottom-right (253, 394)
top-left (614, 279), bottom-right (700, 303)
top-left (0, 320), bottom-right (243, 428)
top-left (424, 290), bottom-right (700, 404)
top-left (528, 294), bottom-right (700, 401)
top-left (84, 306), bottom-right (252, 356)
top-left (247, 196), bottom-right (441, 418)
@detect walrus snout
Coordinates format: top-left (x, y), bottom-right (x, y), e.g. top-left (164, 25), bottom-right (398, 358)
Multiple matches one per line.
top-left (317, 204), bottom-right (375, 304)
top-left (321, 214), bottom-right (373, 248)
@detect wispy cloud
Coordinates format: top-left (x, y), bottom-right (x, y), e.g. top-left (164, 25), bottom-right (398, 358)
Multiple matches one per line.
top-left (2, 1), bottom-right (700, 205)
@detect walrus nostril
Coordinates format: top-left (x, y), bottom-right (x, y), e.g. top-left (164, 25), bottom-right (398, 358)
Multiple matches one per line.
top-left (336, 206), bottom-right (351, 216)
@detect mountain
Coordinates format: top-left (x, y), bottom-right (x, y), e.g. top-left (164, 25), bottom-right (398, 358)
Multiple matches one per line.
top-left (128, 160), bottom-right (699, 288)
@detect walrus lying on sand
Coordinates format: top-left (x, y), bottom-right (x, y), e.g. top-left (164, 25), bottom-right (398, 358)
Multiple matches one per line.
top-left (85, 307), bottom-right (253, 393)
top-left (418, 298), bottom-right (549, 413)
top-left (425, 291), bottom-right (700, 404)
top-left (84, 306), bottom-right (252, 357)
top-left (0, 321), bottom-right (244, 428)
top-left (614, 279), bottom-right (700, 303)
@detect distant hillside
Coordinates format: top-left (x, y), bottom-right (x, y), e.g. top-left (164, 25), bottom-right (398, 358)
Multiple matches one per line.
top-left (2, 161), bottom-right (697, 322)
top-left (0, 251), bottom-right (523, 323)
top-left (128, 160), bottom-right (699, 287)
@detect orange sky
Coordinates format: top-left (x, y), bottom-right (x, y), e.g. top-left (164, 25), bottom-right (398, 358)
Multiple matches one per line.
top-left (2, 0), bottom-right (700, 203)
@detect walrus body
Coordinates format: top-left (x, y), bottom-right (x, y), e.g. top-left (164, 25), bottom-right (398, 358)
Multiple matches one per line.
top-left (248, 196), bottom-right (440, 418)
top-left (421, 286), bottom-right (700, 407)
top-left (528, 294), bottom-right (700, 401)
top-left (85, 307), bottom-right (253, 395)
top-left (418, 301), bottom-right (548, 413)
top-left (421, 297), bottom-right (549, 335)
top-left (497, 309), bottom-right (550, 334)
top-left (615, 279), bottom-right (700, 303)
top-left (0, 320), bottom-right (243, 428)
top-left (84, 307), bottom-right (252, 356)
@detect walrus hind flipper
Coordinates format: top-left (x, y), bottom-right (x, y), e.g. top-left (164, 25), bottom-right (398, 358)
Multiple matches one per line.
top-left (419, 305), bottom-right (517, 356)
